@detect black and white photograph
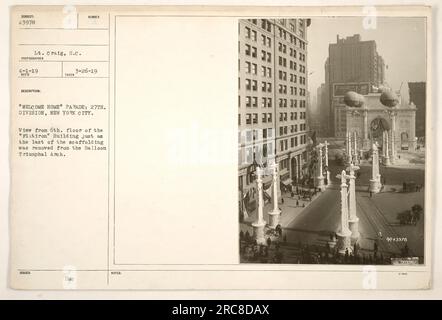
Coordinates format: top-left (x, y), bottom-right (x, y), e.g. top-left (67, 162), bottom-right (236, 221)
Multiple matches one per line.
top-left (4, 4), bottom-right (437, 294)
top-left (238, 17), bottom-right (426, 265)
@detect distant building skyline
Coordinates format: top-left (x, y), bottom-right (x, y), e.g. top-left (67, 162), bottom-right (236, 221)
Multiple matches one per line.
top-left (307, 17), bottom-right (426, 101)
top-left (325, 33), bottom-right (386, 137)
top-left (408, 82), bottom-right (426, 138)
top-left (328, 34), bottom-right (385, 86)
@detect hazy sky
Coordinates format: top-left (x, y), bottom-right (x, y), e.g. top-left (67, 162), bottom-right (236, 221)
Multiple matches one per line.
top-left (307, 17), bottom-right (426, 102)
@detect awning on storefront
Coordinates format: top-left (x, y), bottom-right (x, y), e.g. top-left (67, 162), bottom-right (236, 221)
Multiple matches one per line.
top-left (281, 178), bottom-right (292, 186)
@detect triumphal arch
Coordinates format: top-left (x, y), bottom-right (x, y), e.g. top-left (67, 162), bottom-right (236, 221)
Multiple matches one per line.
top-left (342, 88), bottom-right (417, 153)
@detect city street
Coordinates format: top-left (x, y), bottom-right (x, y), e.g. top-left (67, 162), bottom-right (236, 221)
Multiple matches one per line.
top-left (238, 18), bottom-right (427, 265)
top-left (282, 159), bottom-right (425, 259)
top-left (240, 156), bottom-right (425, 263)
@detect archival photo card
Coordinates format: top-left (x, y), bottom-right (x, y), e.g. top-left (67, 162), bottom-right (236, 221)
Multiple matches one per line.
top-left (8, 5), bottom-right (432, 290)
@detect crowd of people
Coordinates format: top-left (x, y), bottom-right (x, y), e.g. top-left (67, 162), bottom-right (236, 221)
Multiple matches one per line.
top-left (239, 230), bottom-right (415, 265)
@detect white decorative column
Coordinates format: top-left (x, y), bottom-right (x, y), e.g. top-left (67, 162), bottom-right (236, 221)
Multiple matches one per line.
top-left (316, 143), bottom-right (325, 191)
top-left (410, 110), bottom-right (417, 151)
top-left (345, 131), bottom-right (350, 158)
top-left (391, 131), bottom-right (396, 163)
top-left (347, 131), bottom-right (352, 164)
top-left (392, 112), bottom-right (396, 156)
top-left (384, 130), bottom-right (391, 166)
top-left (268, 161), bottom-right (281, 228)
top-left (382, 131), bottom-right (386, 157)
top-left (388, 110), bottom-right (397, 164)
top-left (336, 170), bottom-right (352, 254)
top-left (353, 131), bottom-right (358, 164)
top-left (324, 140), bottom-right (330, 187)
top-left (369, 142), bottom-right (382, 193)
top-left (252, 166), bottom-right (266, 244)
top-left (363, 108), bottom-right (370, 150)
top-left (346, 163), bottom-right (360, 243)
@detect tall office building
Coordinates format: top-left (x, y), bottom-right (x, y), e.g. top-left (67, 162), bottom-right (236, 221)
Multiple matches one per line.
top-left (325, 34), bottom-right (386, 137)
top-left (408, 82), bottom-right (426, 138)
top-left (238, 18), bottom-right (310, 199)
top-left (316, 82), bottom-right (329, 136)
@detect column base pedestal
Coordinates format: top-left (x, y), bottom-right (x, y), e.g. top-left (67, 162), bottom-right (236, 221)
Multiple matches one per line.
top-left (383, 156), bottom-right (391, 166)
top-left (316, 176), bottom-right (325, 191)
top-left (268, 209), bottom-right (281, 228)
top-left (326, 171), bottom-right (331, 187)
top-left (369, 178), bottom-right (381, 193)
top-left (252, 221), bottom-right (266, 245)
top-left (336, 230), bottom-right (352, 255)
top-left (348, 217), bottom-right (360, 244)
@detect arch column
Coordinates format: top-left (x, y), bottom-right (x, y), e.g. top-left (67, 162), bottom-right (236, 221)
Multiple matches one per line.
top-left (362, 109), bottom-right (370, 150)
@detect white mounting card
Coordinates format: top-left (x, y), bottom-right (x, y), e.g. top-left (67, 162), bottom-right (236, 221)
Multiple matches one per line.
top-left (9, 5), bottom-right (432, 290)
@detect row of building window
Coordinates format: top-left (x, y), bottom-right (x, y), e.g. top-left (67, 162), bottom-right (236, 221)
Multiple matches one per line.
top-left (240, 77), bottom-right (306, 95)
top-left (278, 70), bottom-right (305, 84)
top-left (239, 145), bottom-right (273, 167)
top-left (299, 52), bottom-right (306, 62)
top-left (279, 134), bottom-right (307, 152)
top-left (299, 64), bottom-right (306, 73)
top-left (299, 76), bottom-right (306, 85)
top-left (261, 50), bottom-right (272, 62)
top-left (239, 96), bottom-right (307, 109)
top-left (244, 44), bottom-right (257, 58)
top-left (279, 71), bottom-right (306, 83)
top-left (238, 113), bottom-right (307, 126)
top-left (277, 25), bottom-right (306, 48)
top-left (279, 43), bottom-right (307, 63)
top-left (278, 56), bottom-right (287, 67)
top-left (239, 113), bottom-right (272, 125)
top-left (240, 59), bottom-right (306, 80)
top-left (238, 130), bottom-right (306, 151)
top-left (278, 124), bottom-right (306, 135)
top-left (239, 96), bottom-right (272, 108)
top-left (242, 79), bottom-right (273, 92)
top-left (278, 42), bottom-right (287, 54)
top-left (279, 112), bottom-right (301, 121)
top-left (243, 20), bottom-right (307, 51)
top-left (238, 138), bottom-right (306, 166)
top-left (238, 128), bottom-right (274, 144)
top-left (244, 26), bottom-right (258, 41)
top-left (244, 61), bottom-right (258, 75)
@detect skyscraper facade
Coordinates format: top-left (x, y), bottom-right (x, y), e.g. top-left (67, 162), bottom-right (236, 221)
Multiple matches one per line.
top-left (408, 82), bottom-right (426, 138)
top-left (325, 34), bottom-right (386, 137)
top-left (238, 18), bottom-right (310, 202)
